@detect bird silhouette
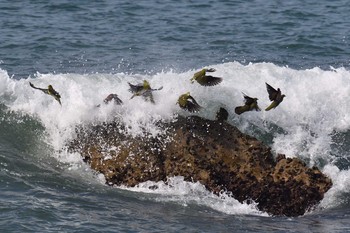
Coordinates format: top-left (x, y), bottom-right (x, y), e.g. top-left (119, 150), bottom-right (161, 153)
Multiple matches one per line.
top-left (103, 94), bottom-right (123, 105)
top-left (128, 80), bottom-right (163, 104)
top-left (96, 94), bottom-right (123, 107)
top-left (29, 82), bottom-right (61, 105)
top-left (235, 93), bottom-right (260, 115)
top-left (265, 83), bottom-right (285, 111)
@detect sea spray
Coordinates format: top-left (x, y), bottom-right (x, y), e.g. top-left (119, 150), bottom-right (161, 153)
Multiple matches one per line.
top-left (2, 62), bottom-right (350, 213)
top-left (121, 176), bottom-right (266, 216)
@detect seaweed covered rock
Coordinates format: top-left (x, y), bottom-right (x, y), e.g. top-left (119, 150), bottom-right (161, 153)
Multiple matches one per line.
top-left (67, 116), bottom-right (332, 217)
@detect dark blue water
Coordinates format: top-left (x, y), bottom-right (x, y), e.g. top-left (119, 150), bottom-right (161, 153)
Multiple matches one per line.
top-left (1, 0), bottom-right (350, 232)
top-left (1, 0), bottom-right (350, 78)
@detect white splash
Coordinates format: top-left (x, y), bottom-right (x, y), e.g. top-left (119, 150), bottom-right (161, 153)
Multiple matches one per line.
top-left (121, 176), bottom-right (266, 216)
top-left (1, 61), bottom-right (350, 213)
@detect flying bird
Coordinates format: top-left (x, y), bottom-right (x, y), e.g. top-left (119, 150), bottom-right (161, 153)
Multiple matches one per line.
top-left (265, 83), bottom-right (285, 111)
top-left (103, 94), bottom-right (123, 105)
top-left (29, 82), bottom-right (61, 105)
top-left (235, 93), bottom-right (260, 115)
top-left (96, 94), bottom-right (123, 107)
top-left (177, 92), bottom-right (202, 112)
top-left (128, 80), bottom-right (163, 104)
top-left (190, 68), bottom-right (223, 86)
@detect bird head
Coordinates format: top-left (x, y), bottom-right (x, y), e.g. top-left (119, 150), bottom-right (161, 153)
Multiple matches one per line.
top-left (177, 92), bottom-right (190, 106)
top-left (48, 85), bottom-right (53, 91)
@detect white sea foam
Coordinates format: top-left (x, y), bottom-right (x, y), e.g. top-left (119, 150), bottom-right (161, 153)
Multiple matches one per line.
top-left (1, 62), bottom-right (350, 214)
top-left (121, 176), bottom-right (266, 216)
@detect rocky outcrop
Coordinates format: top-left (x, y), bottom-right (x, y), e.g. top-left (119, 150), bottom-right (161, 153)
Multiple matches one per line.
top-left (67, 116), bottom-right (332, 217)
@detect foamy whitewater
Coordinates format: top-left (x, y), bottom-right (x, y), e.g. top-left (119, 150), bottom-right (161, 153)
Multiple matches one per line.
top-left (2, 62), bottom-right (350, 217)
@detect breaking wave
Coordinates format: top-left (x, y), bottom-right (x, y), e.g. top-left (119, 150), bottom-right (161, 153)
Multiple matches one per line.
top-left (1, 61), bottom-right (350, 214)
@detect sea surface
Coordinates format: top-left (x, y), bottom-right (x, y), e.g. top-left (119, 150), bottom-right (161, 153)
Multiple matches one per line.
top-left (1, 0), bottom-right (350, 232)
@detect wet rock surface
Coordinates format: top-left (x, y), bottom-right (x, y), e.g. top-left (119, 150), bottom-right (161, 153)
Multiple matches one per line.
top-left (67, 116), bottom-right (332, 217)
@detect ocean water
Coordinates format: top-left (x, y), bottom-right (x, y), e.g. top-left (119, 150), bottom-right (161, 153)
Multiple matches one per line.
top-left (1, 0), bottom-right (350, 232)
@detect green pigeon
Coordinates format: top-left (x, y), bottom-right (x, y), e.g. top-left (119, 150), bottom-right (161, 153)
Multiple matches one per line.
top-left (29, 82), bottom-right (61, 105)
top-left (128, 80), bottom-right (163, 104)
top-left (177, 92), bottom-right (202, 112)
top-left (265, 83), bottom-right (285, 111)
top-left (190, 68), bottom-right (223, 86)
top-left (235, 93), bottom-right (260, 115)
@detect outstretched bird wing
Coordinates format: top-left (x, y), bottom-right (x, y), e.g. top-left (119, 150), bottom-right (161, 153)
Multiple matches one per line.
top-left (128, 82), bottom-right (144, 93)
top-left (104, 94), bottom-right (123, 105)
top-left (186, 96), bottom-right (202, 112)
top-left (243, 94), bottom-right (256, 105)
top-left (30, 82), bottom-right (61, 105)
top-left (29, 82), bottom-right (48, 93)
top-left (143, 90), bottom-right (155, 104)
top-left (197, 76), bottom-right (223, 86)
top-left (55, 97), bottom-right (62, 105)
top-left (265, 83), bottom-right (279, 101)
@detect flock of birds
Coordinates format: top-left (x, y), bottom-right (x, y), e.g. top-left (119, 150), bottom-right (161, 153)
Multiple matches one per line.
top-left (28, 68), bottom-right (286, 118)
top-left (177, 68), bottom-right (285, 115)
top-left (177, 68), bottom-right (285, 120)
